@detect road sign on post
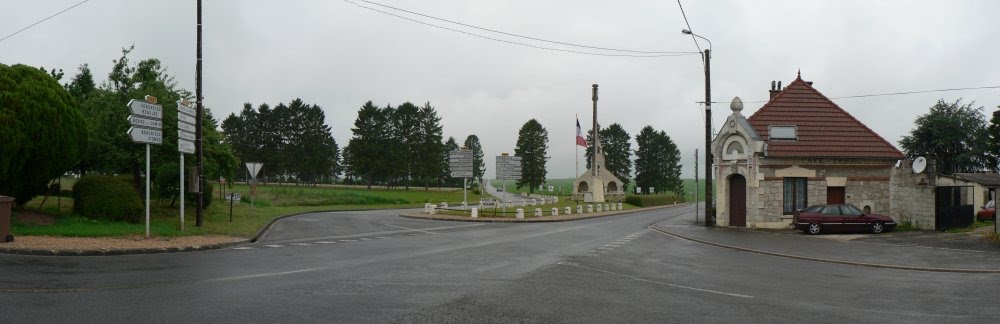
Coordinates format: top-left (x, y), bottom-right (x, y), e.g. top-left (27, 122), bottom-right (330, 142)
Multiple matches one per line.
top-left (127, 96), bottom-right (163, 238)
top-left (176, 100), bottom-right (197, 155)
top-left (495, 155), bottom-right (522, 180)
top-left (448, 149), bottom-right (474, 178)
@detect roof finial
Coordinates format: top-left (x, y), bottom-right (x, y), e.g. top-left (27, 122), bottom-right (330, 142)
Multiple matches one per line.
top-left (797, 69), bottom-right (801, 78)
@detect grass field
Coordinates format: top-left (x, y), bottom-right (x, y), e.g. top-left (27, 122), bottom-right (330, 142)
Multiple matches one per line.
top-left (11, 180), bottom-right (484, 238)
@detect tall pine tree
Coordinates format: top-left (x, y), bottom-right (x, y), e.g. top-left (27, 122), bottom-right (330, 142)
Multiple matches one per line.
top-left (515, 119), bottom-right (549, 193)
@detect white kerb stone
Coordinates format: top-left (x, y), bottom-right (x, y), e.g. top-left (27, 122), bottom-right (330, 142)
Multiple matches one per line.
top-left (442, 202), bottom-right (448, 208)
top-left (429, 205), bottom-right (437, 215)
top-left (516, 208), bottom-right (524, 219)
top-left (534, 208), bottom-right (542, 217)
top-left (564, 207), bottom-right (572, 215)
top-left (551, 207), bottom-right (559, 216)
top-left (618, 202), bottom-right (623, 210)
top-left (471, 208), bottom-right (478, 218)
top-left (587, 205), bottom-right (594, 213)
top-left (576, 205), bottom-right (583, 214)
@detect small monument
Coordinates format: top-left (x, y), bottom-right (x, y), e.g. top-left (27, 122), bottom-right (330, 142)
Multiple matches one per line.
top-left (572, 84), bottom-right (624, 203)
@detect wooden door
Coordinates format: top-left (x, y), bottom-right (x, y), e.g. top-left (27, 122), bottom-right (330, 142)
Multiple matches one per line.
top-left (729, 174), bottom-right (747, 227)
top-left (827, 187), bottom-right (846, 205)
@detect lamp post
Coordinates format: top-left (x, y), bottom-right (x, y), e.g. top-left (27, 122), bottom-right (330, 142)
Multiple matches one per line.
top-left (682, 29), bottom-right (714, 227)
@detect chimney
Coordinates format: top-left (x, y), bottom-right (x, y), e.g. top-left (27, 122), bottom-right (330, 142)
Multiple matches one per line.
top-left (769, 80), bottom-right (781, 99)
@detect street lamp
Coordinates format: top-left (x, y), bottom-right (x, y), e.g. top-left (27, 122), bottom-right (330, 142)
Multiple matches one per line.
top-left (682, 29), bottom-right (714, 227)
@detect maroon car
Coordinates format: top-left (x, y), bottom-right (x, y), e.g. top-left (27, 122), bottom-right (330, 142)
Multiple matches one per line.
top-left (793, 204), bottom-right (896, 235)
top-left (977, 200), bottom-right (995, 221)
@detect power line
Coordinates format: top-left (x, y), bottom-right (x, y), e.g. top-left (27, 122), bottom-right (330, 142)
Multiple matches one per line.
top-left (344, 0), bottom-right (699, 58)
top-left (0, 0), bottom-right (91, 45)
top-left (676, 0), bottom-right (702, 55)
top-left (699, 85), bottom-right (1000, 104)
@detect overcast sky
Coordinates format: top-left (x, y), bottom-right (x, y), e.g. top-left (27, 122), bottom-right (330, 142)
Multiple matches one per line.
top-left (3, 0), bottom-right (999, 180)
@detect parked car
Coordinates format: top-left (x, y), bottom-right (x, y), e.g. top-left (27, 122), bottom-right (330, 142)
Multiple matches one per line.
top-left (793, 204), bottom-right (897, 235)
top-left (977, 200), bottom-right (995, 221)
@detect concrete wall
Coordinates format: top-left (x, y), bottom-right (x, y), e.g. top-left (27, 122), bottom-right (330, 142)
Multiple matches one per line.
top-left (889, 161), bottom-right (935, 230)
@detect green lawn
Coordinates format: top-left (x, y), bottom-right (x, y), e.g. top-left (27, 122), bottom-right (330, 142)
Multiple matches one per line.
top-left (11, 182), bottom-right (484, 238)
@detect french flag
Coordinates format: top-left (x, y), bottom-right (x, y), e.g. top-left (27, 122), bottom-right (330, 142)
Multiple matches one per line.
top-left (576, 118), bottom-right (587, 147)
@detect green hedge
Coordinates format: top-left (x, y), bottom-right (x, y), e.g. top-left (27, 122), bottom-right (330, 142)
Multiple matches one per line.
top-left (72, 175), bottom-right (143, 223)
top-left (624, 194), bottom-right (684, 207)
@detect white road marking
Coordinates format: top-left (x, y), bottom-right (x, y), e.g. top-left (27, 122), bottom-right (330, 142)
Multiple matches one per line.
top-left (557, 262), bottom-right (753, 298)
top-left (339, 239), bottom-right (357, 242)
top-left (315, 241), bottom-right (336, 244)
top-left (232, 246), bottom-right (255, 250)
top-left (263, 244), bottom-right (283, 248)
top-left (382, 223), bottom-right (439, 235)
top-left (290, 243), bottom-right (312, 246)
top-left (204, 268), bottom-right (319, 282)
top-left (376, 237), bottom-right (390, 239)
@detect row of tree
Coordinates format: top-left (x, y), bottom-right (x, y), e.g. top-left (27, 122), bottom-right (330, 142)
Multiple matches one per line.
top-left (342, 101), bottom-right (486, 189)
top-left (221, 100), bottom-right (340, 183)
top-left (582, 123), bottom-right (683, 195)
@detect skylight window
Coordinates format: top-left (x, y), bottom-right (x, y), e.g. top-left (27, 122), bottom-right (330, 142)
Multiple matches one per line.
top-left (769, 126), bottom-right (797, 140)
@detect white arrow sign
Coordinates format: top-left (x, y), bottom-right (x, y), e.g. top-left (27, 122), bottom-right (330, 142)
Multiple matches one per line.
top-left (128, 127), bottom-right (162, 144)
top-left (127, 99), bottom-right (162, 120)
top-left (127, 115), bottom-right (162, 129)
top-left (176, 100), bottom-right (196, 117)
top-left (178, 139), bottom-right (195, 154)
top-left (178, 113), bottom-right (196, 125)
top-left (178, 130), bottom-right (195, 141)
top-left (178, 121), bottom-right (197, 133)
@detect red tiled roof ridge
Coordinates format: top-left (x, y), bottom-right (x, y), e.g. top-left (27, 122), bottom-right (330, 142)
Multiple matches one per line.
top-left (747, 75), bottom-right (905, 159)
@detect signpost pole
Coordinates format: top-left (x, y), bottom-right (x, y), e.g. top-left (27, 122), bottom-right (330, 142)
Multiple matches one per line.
top-left (463, 178), bottom-right (467, 208)
top-left (145, 144), bottom-right (150, 238)
top-left (180, 153), bottom-right (185, 231)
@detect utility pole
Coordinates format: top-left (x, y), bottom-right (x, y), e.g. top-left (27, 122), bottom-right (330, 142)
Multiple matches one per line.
top-left (703, 48), bottom-right (714, 227)
top-left (195, 0), bottom-right (205, 227)
top-left (695, 149), bottom-right (699, 223)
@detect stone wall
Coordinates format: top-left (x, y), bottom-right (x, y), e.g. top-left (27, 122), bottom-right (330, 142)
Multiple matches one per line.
top-left (889, 161), bottom-right (935, 230)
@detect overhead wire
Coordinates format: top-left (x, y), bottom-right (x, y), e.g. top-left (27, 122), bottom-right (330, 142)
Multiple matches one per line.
top-left (0, 0), bottom-right (91, 45)
top-left (700, 85), bottom-right (1000, 104)
top-left (676, 0), bottom-right (702, 55)
top-left (343, 0), bottom-right (699, 58)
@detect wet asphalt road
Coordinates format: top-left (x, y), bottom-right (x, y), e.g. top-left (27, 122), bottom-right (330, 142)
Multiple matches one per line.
top-left (2, 204), bottom-right (998, 323)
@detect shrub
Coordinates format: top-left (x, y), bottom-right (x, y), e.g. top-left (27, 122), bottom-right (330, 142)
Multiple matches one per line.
top-left (625, 194), bottom-right (683, 207)
top-left (72, 175), bottom-right (143, 223)
top-left (186, 181), bottom-right (213, 209)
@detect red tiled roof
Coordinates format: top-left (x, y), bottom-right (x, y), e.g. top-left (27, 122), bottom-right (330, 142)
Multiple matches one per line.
top-left (747, 75), bottom-right (905, 159)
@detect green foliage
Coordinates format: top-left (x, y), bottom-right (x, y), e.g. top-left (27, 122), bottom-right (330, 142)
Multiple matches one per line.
top-left (464, 134), bottom-right (486, 183)
top-left (624, 194), bottom-right (683, 207)
top-left (585, 123), bottom-right (632, 190)
top-left (187, 181), bottom-right (214, 209)
top-left (900, 99), bottom-right (994, 174)
top-left (343, 101), bottom-right (447, 189)
top-left (515, 119), bottom-right (549, 193)
top-left (0, 64), bottom-right (88, 206)
top-left (72, 175), bottom-right (143, 222)
top-left (442, 137), bottom-right (462, 187)
top-left (154, 162), bottom-right (180, 201)
top-left (634, 126), bottom-right (684, 195)
top-left (988, 105), bottom-right (1000, 171)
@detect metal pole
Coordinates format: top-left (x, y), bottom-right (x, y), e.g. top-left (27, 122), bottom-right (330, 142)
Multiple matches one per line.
top-left (145, 143), bottom-right (150, 238)
top-left (180, 154), bottom-right (185, 231)
top-left (195, 0), bottom-right (205, 227)
top-left (463, 178), bottom-right (467, 207)
top-left (703, 49), bottom-right (714, 227)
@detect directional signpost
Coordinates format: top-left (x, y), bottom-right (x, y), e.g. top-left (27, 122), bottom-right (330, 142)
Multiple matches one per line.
top-left (176, 100), bottom-right (197, 231)
top-left (127, 96), bottom-right (163, 238)
top-left (449, 149), bottom-right (474, 206)
top-left (496, 154), bottom-right (522, 214)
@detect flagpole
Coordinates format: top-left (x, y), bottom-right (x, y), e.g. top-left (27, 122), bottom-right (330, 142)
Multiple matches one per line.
top-left (575, 114), bottom-right (579, 181)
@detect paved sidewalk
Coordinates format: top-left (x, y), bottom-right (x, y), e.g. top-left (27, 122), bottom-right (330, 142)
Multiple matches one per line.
top-left (652, 221), bottom-right (1000, 273)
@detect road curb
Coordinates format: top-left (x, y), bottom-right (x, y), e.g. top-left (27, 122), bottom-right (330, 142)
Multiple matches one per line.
top-left (0, 239), bottom-right (250, 257)
top-left (399, 204), bottom-right (684, 223)
top-left (649, 225), bottom-right (1000, 274)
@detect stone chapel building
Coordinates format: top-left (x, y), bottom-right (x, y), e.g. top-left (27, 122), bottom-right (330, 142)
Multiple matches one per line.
top-left (712, 73), bottom-right (905, 228)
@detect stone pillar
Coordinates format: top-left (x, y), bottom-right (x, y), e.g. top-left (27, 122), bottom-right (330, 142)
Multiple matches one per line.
top-left (442, 202), bottom-right (448, 208)
top-left (618, 202), bottom-right (623, 210)
top-left (597, 204), bottom-right (603, 212)
top-left (577, 205), bottom-right (583, 214)
top-left (429, 205), bottom-right (437, 215)
top-left (424, 203), bottom-right (432, 213)
top-left (462, 202), bottom-right (467, 208)
top-left (521, 200), bottom-right (526, 207)
top-left (551, 207), bottom-right (559, 216)
top-left (588, 205), bottom-right (594, 213)
top-left (564, 207), bottom-right (572, 215)
top-left (516, 208), bottom-right (524, 219)
top-left (471, 208), bottom-right (478, 218)
top-left (534, 208), bottom-right (542, 217)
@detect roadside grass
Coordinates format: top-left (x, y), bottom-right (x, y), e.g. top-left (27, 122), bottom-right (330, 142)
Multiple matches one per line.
top-left (11, 183), bottom-right (484, 238)
top-left (945, 220), bottom-right (995, 233)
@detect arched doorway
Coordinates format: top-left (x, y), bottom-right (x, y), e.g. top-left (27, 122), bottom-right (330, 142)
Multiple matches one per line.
top-left (728, 174), bottom-right (747, 227)
top-left (607, 182), bottom-right (618, 193)
top-left (578, 181), bottom-right (589, 193)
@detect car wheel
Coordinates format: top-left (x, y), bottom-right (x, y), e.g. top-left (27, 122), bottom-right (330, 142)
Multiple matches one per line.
top-left (806, 223), bottom-right (821, 235)
top-left (871, 222), bottom-right (884, 234)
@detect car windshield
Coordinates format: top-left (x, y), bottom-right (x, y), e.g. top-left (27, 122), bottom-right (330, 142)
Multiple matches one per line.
top-left (987, 200), bottom-right (995, 209)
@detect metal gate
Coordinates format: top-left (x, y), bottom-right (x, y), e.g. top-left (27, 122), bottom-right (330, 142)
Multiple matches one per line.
top-left (935, 186), bottom-right (974, 231)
